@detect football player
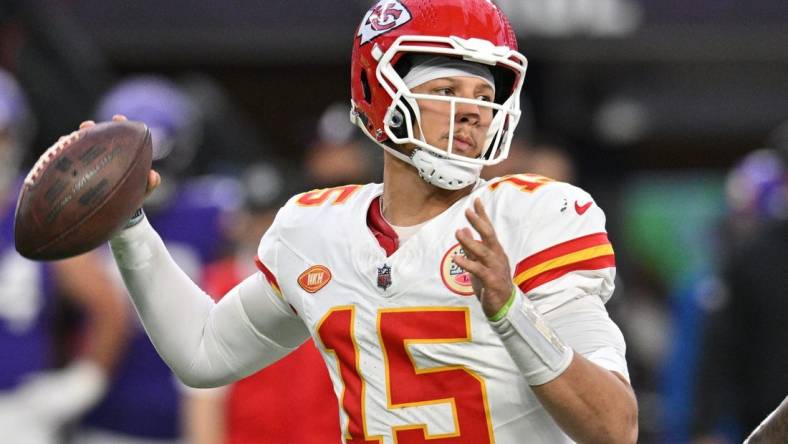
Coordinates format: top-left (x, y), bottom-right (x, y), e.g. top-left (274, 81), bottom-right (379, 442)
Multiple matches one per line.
top-left (89, 1), bottom-right (638, 442)
top-left (0, 68), bottom-right (129, 444)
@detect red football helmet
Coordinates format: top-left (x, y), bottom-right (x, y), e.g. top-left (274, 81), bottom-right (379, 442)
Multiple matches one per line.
top-left (350, 0), bottom-right (527, 189)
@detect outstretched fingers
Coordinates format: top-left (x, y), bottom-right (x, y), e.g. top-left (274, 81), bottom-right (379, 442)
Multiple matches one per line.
top-left (455, 226), bottom-right (484, 260)
top-left (454, 199), bottom-right (504, 276)
top-left (451, 245), bottom-right (483, 276)
top-left (465, 198), bottom-right (503, 248)
top-left (454, 198), bottom-right (514, 315)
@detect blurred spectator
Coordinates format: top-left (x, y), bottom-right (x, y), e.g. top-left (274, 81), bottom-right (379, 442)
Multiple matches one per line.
top-left (482, 135), bottom-right (576, 182)
top-left (691, 133), bottom-right (788, 443)
top-left (723, 149), bottom-right (788, 247)
top-left (303, 102), bottom-right (381, 188)
top-left (187, 162), bottom-right (341, 444)
top-left (0, 67), bottom-right (33, 194)
top-left (0, 67), bottom-right (129, 444)
top-left (179, 74), bottom-right (275, 175)
top-left (612, 170), bottom-right (727, 443)
top-left (74, 75), bottom-right (239, 444)
top-left (0, 0), bottom-right (110, 160)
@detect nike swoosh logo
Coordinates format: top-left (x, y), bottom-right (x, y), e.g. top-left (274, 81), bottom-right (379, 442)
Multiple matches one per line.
top-left (575, 201), bottom-right (593, 215)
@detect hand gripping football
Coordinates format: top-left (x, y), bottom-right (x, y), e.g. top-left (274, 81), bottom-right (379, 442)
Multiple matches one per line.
top-left (14, 121), bottom-right (152, 260)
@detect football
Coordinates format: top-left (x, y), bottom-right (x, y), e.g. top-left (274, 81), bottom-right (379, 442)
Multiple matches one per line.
top-left (14, 120), bottom-right (152, 260)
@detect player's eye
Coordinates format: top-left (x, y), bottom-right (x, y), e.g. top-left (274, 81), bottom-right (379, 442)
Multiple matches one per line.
top-left (476, 94), bottom-right (493, 102)
top-left (432, 87), bottom-right (455, 96)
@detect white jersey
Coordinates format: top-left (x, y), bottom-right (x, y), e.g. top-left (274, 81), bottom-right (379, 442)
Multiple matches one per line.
top-left (255, 174), bottom-right (626, 444)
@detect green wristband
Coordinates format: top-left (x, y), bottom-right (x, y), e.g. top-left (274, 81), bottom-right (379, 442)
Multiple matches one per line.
top-left (487, 287), bottom-right (518, 322)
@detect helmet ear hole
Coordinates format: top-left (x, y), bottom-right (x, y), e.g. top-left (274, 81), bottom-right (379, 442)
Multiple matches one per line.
top-left (360, 69), bottom-right (372, 103)
top-left (389, 99), bottom-right (416, 140)
top-left (394, 54), bottom-right (414, 78)
top-left (492, 65), bottom-right (517, 105)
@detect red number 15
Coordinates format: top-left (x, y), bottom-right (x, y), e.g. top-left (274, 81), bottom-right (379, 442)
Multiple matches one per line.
top-left (317, 306), bottom-right (495, 443)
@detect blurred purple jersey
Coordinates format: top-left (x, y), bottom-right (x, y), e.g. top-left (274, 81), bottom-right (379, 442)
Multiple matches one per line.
top-left (0, 181), bottom-right (55, 391)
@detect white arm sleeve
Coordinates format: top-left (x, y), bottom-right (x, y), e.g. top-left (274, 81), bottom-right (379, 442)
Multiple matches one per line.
top-left (109, 217), bottom-right (310, 388)
top-left (542, 295), bottom-right (630, 382)
top-left (490, 292), bottom-right (629, 386)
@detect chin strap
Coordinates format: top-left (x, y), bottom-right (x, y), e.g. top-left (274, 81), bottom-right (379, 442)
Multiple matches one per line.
top-left (353, 108), bottom-right (483, 191)
top-left (409, 149), bottom-right (483, 190)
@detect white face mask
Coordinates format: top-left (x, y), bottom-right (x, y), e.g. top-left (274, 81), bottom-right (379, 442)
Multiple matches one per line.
top-left (394, 56), bottom-right (496, 190)
top-left (350, 36), bottom-right (527, 190)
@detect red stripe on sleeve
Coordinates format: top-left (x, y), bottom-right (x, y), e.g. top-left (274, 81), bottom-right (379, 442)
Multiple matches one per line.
top-left (255, 256), bottom-right (281, 293)
top-left (517, 255), bottom-right (615, 294)
top-left (514, 233), bottom-right (610, 276)
top-left (255, 256), bottom-right (297, 315)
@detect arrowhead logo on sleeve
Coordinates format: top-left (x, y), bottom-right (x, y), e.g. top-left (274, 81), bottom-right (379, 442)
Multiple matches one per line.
top-left (298, 265), bottom-right (332, 293)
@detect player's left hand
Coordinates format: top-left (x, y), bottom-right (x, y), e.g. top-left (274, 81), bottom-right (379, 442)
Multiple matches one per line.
top-left (454, 198), bottom-right (514, 318)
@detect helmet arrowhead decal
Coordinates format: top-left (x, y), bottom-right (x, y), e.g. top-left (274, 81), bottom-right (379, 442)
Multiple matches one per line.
top-left (358, 0), bottom-right (412, 45)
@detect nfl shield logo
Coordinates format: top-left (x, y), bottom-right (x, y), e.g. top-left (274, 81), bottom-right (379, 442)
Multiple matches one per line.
top-left (377, 264), bottom-right (392, 290)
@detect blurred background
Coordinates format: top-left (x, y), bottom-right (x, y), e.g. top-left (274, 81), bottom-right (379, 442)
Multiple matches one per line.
top-left (1, 0), bottom-right (786, 443)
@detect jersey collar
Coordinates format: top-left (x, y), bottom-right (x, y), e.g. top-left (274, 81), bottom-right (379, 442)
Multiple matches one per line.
top-left (367, 196), bottom-right (399, 257)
